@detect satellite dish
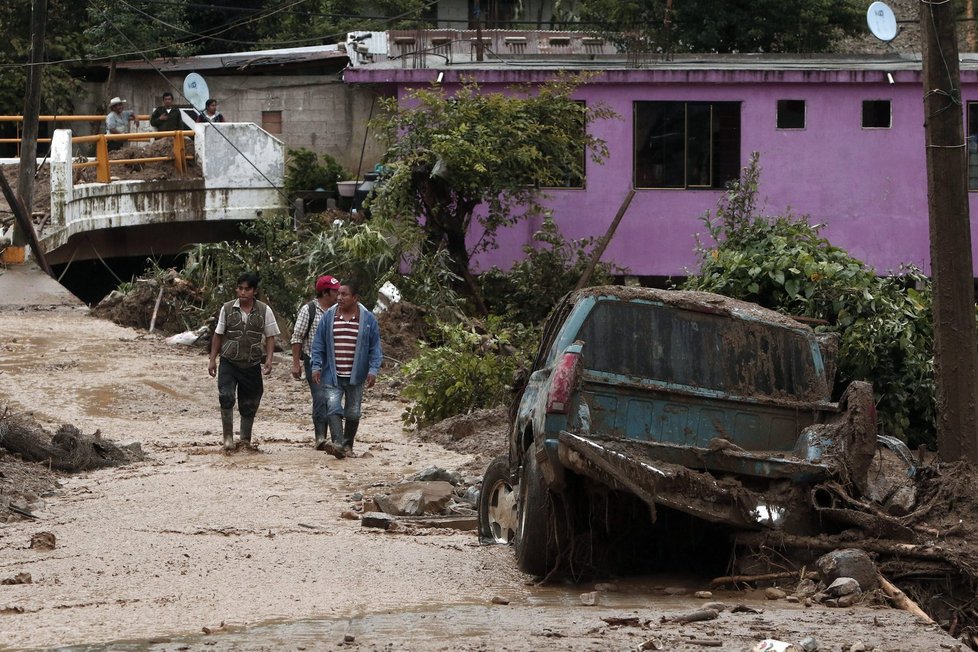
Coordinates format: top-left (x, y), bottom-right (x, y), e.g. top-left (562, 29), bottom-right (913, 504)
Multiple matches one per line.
top-left (183, 73), bottom-right (210, 111)
top-left (867, 2), bottom-right (898, 42)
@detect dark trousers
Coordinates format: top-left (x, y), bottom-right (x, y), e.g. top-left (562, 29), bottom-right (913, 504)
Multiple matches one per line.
top-left (217, 357), bottom-right (263, 417)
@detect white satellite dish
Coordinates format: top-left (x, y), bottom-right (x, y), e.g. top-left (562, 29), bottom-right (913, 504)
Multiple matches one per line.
top-left (867, 1), bottom-right (898, 42)
top-left (183, 73), bottom-right (210, 111)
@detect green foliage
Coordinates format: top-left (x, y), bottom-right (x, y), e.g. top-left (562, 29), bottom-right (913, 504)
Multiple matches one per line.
top-left (0, 0), bottom-right (89, 115)
top-left (401, 317), bottom-right (538, 427)
top-left (684, 153), bottom-right (936, 445)
top-left (576, 0), bottom-right (864, 54)
top-left (283, 148), bottom-right (349, 204)
top-left (179, 213), bottom-right (398, 332)
top-left (480, 216), bottom-right (624, 325)
top-left (85, 0), bottom-right (197, 61)
top-left (254, 0), bottom-right (435, 50)
top-left (369, 74), bottom-right (617, 314)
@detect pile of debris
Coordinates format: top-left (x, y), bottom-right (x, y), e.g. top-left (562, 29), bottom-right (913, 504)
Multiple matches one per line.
top-left (349, 466), bottom-right (481, 533)
top-left (730, 458), bottom-right (978, 647)
top-left (0, 407), bottom-right (145, 522)
top-left (91, 269), bottom-right (205, 335)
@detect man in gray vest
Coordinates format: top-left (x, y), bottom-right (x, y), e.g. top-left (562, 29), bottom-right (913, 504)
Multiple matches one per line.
top-left (208, 271), bottom-right (281, 450)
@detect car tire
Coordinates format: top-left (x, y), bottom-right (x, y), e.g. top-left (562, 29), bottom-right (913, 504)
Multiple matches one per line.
top-left (515, 451), bottom-right (564, 577)
top-left (478, 454), bottom-right (517, 544)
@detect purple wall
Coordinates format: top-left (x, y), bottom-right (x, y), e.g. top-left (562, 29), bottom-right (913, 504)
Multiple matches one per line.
top-left (348, 65), bottom-right (978, 277)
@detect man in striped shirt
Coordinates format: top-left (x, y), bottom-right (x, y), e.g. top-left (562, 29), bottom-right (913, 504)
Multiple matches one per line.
top-left (309, 280), bottom-right (383, 458)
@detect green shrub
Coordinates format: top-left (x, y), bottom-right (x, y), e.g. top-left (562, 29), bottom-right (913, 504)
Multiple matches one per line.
top-left (283, 148), bottom-right (349, 204)
top-left (684, 153), bottom-right (936, 445)
top-left (479, 216), bottom-right (624, 325)
top-left (401, 317), bottom-right (538, 427)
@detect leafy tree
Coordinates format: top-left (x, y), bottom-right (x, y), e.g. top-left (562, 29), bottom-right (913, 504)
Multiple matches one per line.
top-left (0, 0), bottom-right (90, 115)
top-left (85, 0), bottom-right (197, 102)
top-left (576, 0), bottom-right (864, 54)
top-left (253, 0), bottom-right (434, 50)
top-left (369, 75), bottom-right (616, 316)
top-left (684, 153), bottom-right (936, 445)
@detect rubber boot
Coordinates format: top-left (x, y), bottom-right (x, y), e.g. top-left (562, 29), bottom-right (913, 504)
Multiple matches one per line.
top-left (327, 415), bottom-right (343, 444)
top-left (240, 415), bottom-right (254, 445)
top-left (343, 419), bottom-right (359, 456)
top-left (314, 420), bottom-right (327, 450)
top-left (221, 409), bottom-right (234, 451)
top-left (323, 415), bottom-right (345, 459)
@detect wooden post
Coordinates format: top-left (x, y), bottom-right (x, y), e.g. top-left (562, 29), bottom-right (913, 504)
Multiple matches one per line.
top-left (921, 1), bottom-right (978, 462)
top-left (0, 171), bottom-right (51, 275)
top-left (14, 0), bottom-right (47, 247)
top-left (97, 136), bottom-right (110, 183)
top-left (574, 189), bottom-right (635, 291)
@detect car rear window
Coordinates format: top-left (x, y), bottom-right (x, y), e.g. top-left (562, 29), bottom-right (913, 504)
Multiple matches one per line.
top-left (576, 300), bottom-right (822, 400)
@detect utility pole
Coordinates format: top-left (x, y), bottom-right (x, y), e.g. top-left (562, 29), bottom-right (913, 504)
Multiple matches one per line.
top-left (14, 0), bottom-right (48, 250)
top-left (921, 1), bottom-right (978, 462)
top-left (474, 0), bottom-right (484, 62)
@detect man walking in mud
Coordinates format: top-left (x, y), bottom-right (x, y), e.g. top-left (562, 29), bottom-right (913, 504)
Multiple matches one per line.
top-left (310, 280), bottom-right (383, 458)
top-left (208, 272), bottom-right (281, 450)
top-left (290, 274), bottom-right (340, 449)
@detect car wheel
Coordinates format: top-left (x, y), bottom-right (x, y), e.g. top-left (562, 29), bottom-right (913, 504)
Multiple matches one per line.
top-left (515, 451), bottom-right (564, 577)
top-left (478, 454), bottom-right (517, 544)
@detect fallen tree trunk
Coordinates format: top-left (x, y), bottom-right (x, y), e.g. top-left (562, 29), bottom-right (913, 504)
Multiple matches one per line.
top-left (878, 572), bottom-right (935, 623)
top-left (735, 532), bottom-right (948, 562)
top-left (0, 409), bottom-right (143, 472)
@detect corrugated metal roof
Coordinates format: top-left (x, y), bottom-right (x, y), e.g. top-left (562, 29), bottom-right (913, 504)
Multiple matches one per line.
top-left (114, 45), bottom-right (348, 72)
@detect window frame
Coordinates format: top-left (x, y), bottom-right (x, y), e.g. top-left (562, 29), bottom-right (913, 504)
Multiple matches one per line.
top-left (861, 99), bottom-right (892, 129)
top-left (776, 99), bottom-right (806, 130)
top-left (633, 100), bottom-right (742, 190)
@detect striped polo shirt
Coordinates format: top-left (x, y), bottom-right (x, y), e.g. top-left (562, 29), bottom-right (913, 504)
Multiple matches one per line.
top-left (333, 312), bottom-right (360, 377)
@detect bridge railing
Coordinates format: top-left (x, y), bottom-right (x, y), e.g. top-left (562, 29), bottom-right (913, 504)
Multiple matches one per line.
top-left (70, 131), bottom-right (195, 183)
top-left (0, 114), bottom-right (151, 149)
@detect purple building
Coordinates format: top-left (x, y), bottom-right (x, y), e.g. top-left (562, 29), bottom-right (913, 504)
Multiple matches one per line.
top-left (344, 30), bottom-right (978, 280)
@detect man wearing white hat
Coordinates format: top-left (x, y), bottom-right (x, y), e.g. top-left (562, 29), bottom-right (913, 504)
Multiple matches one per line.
top-left (105, 97), bottom-right (139, 151)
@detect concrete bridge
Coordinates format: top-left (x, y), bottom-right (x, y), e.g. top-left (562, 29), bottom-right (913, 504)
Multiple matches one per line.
top-left (34, 123), bottom-right (286, 266)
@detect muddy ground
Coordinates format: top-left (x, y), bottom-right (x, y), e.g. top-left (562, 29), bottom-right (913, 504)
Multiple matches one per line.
top-left (0, 305), bottom-right (968, 651)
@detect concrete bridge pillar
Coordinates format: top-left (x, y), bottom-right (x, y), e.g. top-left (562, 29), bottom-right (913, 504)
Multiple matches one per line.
top-left (50, 129), bottom-right (74, 229)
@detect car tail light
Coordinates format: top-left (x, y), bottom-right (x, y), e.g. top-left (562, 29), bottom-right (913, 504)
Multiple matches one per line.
top-left (546, 347), bottom-right (582, 414)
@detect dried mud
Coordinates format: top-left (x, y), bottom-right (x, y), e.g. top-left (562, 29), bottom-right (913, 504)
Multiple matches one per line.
top-left (0, 307), bottom-right (970, 650)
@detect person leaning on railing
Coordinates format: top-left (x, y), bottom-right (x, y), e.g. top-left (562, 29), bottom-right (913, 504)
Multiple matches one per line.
top-left (105, 96), bottom-right (139, 151)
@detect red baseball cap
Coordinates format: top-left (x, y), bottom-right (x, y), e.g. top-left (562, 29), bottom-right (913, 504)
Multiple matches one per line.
top-left (315, 275), bottom-right (340, 293)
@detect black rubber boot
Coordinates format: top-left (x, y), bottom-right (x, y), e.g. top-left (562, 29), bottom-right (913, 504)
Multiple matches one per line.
top-left (221, 409), bottom-right (234, 451)
top-left (314, 420), bottom-right (327, 450)
top-left (327, 415), bottom-right (343, 444)
top-left (323, 415), bottom-right (345, 459)
top-left (343, 419), bottom-right (359, 455)
top-left (240, 415), bottom-right (254, 445)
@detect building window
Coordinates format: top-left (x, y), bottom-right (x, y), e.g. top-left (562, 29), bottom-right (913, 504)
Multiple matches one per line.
top-left (262, 111), bottom-right (282, 135)
top-left (862, 100), bottom-right (891, 128)
top-left (634, 101), bottom-right (741, 189)
top-left (968, 103), bottom-right (978, 190)
top-left (777, 100), bottom-right (806, 129)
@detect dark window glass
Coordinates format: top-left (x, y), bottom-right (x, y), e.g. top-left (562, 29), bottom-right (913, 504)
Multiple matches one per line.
top-left (777, 100), bottom-right (806, 129)
top-left (862, 100), bottom-right (891, 128)
top-left (576, 300), bottom-right (820, 400)
top-left (634, 101), bottom-right (741, 189)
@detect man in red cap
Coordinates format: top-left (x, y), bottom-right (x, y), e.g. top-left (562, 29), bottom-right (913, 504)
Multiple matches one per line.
top-left (290, 274), bottom-right (340, 448)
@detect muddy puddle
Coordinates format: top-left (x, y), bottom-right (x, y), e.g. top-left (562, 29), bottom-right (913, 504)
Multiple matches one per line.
top-left (48, 585), bottom-right (716, 652)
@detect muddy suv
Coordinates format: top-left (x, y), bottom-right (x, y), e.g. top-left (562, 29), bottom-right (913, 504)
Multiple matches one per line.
top-left (478, 287), bottom-right (878, 577)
